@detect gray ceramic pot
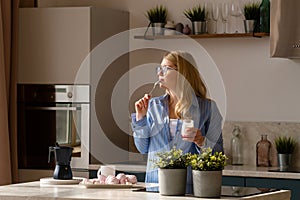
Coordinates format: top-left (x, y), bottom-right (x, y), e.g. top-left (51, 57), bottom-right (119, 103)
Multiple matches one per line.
top-left (158, 168), bottom-right (187, 196)
top-left (192, 170), bottom-right (222, 198)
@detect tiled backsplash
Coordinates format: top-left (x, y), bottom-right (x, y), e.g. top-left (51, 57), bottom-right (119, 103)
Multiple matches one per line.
top-left (129, 121), bottom-right (300, 168)
top-left (223, 121), bottom-right (300, 167)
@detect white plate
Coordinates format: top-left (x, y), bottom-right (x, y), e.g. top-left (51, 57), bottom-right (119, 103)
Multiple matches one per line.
top-left (40, 177), bottom-right (84, 185)
top-left (79, 182), bottom-right (145, 189)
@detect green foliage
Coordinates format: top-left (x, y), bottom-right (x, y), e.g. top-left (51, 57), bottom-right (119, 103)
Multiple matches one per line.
top-left (145, 5), bottom-right (167, 23)
top-left (275, 136), bottom-right (297, 154)
top-left (243, 1), bottom-right (261, 20)
top-left (188, 148), bottom-right (227, 171)
top-left (184, 5), bottom-right (206, 22)
top-left (152, 147), bottom-right (227, 170)
top-left (152, 146), bottom-right (190, 169)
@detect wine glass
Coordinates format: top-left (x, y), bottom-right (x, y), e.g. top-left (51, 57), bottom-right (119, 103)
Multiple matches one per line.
top-left (204, 1), bottom-right (212, 21)
top-left (230, 0), bottom-right (243, 33)
top-left (212, 2), bottom-right (220, 34)
top-left (221, 2), bottom-right (230, 33)
top-left (204, 1), bottom-right (212, 33)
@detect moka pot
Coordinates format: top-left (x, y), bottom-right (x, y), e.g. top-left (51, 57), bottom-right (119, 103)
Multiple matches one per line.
top-left (48, 144), bottom-right (73, 180)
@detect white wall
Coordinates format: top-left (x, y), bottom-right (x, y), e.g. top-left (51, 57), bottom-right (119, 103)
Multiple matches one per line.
top-left (199, 37), bottom-right (300, 122)
top-left (38, 0), bottom-right (300, 122)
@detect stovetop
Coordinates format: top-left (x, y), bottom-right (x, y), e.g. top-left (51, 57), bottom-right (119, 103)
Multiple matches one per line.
top-left (133, 186), bottom-right (278, 197)
top-left (268, 167), bottom-right (300, 173)
top-left (221, 186), bottom-right (277, 197)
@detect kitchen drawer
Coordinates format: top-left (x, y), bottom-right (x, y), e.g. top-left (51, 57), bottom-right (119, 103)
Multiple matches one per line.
top-left (222, 176), bottom-right (245, 187)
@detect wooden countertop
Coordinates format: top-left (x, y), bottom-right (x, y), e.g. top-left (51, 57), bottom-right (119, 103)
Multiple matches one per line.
top-left (0, 181), bottom-right (291, 200)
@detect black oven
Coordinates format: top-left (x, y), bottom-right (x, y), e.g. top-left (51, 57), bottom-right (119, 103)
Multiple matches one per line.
top-left (17, 84), bottom-right (89, 169)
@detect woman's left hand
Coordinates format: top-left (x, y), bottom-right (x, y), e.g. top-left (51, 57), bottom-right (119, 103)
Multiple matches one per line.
top-left (182, 128), bottom-right (205, 146)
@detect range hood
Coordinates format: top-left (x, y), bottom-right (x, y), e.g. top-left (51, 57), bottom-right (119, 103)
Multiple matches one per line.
top-left (270, 0), bottom-right (300, 58)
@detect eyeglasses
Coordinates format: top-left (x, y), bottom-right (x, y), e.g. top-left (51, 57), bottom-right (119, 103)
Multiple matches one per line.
top-left (156, 65), bottom-right (176, 76)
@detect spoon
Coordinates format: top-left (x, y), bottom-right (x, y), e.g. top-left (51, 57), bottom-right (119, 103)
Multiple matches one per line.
top-left (148, 81), bottom-right (160, 96)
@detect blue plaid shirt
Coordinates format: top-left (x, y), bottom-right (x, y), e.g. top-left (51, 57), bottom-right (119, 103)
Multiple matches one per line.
top-left (131, 94), bottom-right (223, 186)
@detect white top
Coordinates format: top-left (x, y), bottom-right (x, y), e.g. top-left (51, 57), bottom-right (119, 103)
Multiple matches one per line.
top-left (169, 119), bottom-right (178, 139)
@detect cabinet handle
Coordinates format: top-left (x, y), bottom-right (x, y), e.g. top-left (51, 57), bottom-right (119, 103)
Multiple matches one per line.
top-left (25, 106), bottom-right (78, 111)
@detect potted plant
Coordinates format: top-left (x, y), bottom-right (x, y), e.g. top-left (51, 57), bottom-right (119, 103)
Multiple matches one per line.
top-left (184, 5), bottom-right (207, 34)
top-left (188, 147), bottom-right (227, 197)
top-left (152, 146), bottom-right (189, 196)
top-left (145, 5), bottom-right (167, 35)
top-left (274, 136), bottom-right (297, 169)
top-left (243, 1), bottom-right (260, 33)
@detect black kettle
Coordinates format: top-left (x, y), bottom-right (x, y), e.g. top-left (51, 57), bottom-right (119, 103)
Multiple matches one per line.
top-left (48, 143), bottom-right (73, 180)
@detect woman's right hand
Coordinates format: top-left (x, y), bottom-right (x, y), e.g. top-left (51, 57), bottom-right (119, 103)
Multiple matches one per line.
top-left (134, 94), bottom-right (151, 121)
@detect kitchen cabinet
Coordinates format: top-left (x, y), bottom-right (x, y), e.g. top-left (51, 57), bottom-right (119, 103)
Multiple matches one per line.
top-left (222, 176), bottom-right (245, 186)
top-left (246, 177), bottom-right (300, 200)
top-left (223, 176), bottom-right (300, 200)
top-left (18, 7), bottom-right (129, 84)
top-left (17, 6), bottom-right (130, 182)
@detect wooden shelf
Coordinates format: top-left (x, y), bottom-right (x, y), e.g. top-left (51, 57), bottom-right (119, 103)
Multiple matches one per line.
top-left (134, 32), bottom-right (269, 40)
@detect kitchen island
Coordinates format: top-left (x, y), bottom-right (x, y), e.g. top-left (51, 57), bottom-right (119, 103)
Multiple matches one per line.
top-left (0, 181), bottom-right (291, 200)
top-left (89, 163), bottom-right (299, 200)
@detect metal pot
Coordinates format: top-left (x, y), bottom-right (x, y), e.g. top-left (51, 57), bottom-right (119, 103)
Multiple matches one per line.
top-left (151, 22), bottom-right (165, 35)
top-left (278, 153), bottom-right (292, 169)
top-left (192, 21), bottom-right (207, 34)
top-left (243, 20), bottom-right (256, 33)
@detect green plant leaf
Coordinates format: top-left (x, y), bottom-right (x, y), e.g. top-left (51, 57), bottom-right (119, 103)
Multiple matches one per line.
top-left (184, 5), bottom-right (206, 22)
top-left (151, 146), bottom-right (190, 169)
top-left (243, 1), bottom-right (261, 20)
top-left (187, 148), bottom-right (227, 171)
top-left (274, 136), bottom-right (297, 154)
top-left (145, 5), bottom-right (167, 23)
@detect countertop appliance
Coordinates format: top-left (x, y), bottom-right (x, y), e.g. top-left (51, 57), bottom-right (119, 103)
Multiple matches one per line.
top-left (17, 84), bottom-right (90, 170)
top-left (270, 0), bottom-right (300, 58)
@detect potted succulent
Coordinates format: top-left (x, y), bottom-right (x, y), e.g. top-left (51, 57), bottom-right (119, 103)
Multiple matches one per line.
top-left (188, 147), bottom-right (227, 197)
top-left (274, 136), bottom-right (297, 169)
top-left (184, 5), bottom-right (207, 34)
top-left (243, 1), bottom-right (261, 33)
top-left (152, 146), bottom-right (189, 196)
top-left (145, 5), bottom-right (167, 35)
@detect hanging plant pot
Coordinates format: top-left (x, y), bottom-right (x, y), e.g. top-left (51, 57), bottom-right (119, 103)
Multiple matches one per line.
top-left (158, 168), bottom-right (187, 196)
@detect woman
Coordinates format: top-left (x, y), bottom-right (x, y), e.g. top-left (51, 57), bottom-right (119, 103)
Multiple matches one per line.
top-left (131, 51), bottom-right (223, 185)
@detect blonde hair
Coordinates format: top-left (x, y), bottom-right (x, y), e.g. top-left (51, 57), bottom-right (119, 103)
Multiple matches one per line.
top-left (163, 51), bottom-right (207, 119)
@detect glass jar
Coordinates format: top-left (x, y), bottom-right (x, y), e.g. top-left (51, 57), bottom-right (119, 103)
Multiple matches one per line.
top-left (231, 125), bottom-right (243, 165)
top-left (256, 134), bottom-right (271, 167)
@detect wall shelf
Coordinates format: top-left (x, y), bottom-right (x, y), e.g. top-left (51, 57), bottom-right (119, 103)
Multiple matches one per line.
top-left (134, 32), bottom-right (269, 40)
